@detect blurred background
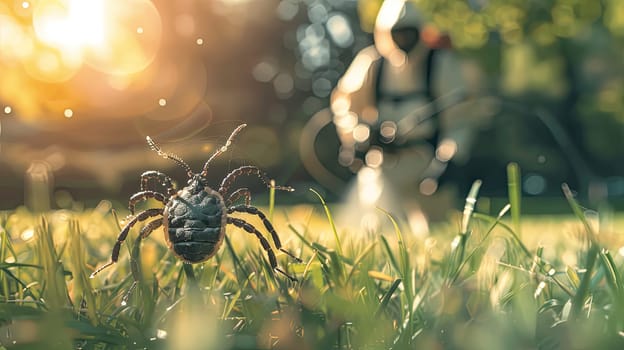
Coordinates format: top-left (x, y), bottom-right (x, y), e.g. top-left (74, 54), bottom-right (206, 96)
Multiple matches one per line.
top-left (0, 0), bottom-right (623, 215)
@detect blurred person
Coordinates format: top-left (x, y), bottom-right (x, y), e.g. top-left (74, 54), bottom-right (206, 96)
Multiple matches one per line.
top-left (330, 0), bottom-right (488, 234)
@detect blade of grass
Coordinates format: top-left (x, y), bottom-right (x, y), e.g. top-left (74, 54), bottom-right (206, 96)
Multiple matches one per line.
top-left (506, 234), bottom-right (576, 298)
top-left (0, 268), bottom-right (30, 291)
top-left (345, 241), bottom-right (377, 284)
top-left (599, 248), bottom-right (624, 330)
top-left (221, 286), bottom-right (242, 320)
top-left (448, 203), bottom-right (511, 285)
top-left (497, 261), bottom-right (574, 297)
top-left (252, 249), bottom-right (278, 292)
top-left (36, 216), bottom-right (69, 310)
top-left (328, 250), bottom-right (346, 287)
top-left (65, 318), bottom-right (128, 346)
top-left (120, 234), bottom-right (146, 308)
top-left (374, 278), bottom-right (402, 318)
top-left (0, 227), bottom-right (13, 302)
top-left (378, 208), bottom-right (409, 280)
top-left (446, 180), bottom-right (481, 284)
top-left (561, 183), bottom-right (597, 240)
top-left (33, 217), bottom-right (74, 348)
top-left (367, 270), bottom-right (395, 282)
top-left (223, 234), bottom-right (253, 290)
top-left (309, 188), bottom-right (343, 256)
top-left (472, 213), bottom-right (532, 258)
top-left (269, 180), bottom-right (276, 221)
top-left (506, 163), bottom-right (522, 238)
top-left (565, 266), bottom-right (581, 290)
top-left (68, 219), bottom-right (98, 325)
top-left (314, 250), bottom-right (334, 289)
top-left (562, 183), bottom-right (599, 320)
top-left (300, 250), bottom-right (319, 283)
top-left (203, 256), bottom-right (223, 293)
top-left (600, 249), bottom-right (622, 296)
top-left (288, 224), bottom-right (353, 265)
top-left (461, 179), bottom-right (482, 236)
top-left (288, 224), bottom-right (329, 258)
top-left (379, 235), bottom-right (400, 277)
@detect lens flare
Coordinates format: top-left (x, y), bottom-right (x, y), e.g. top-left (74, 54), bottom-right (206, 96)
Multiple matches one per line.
top-left (81, 0), bottom-right (162, 76)
top-left (0, 0), bottom-right (163, 117)
top-left (33, 0), bottom-right (106, 51)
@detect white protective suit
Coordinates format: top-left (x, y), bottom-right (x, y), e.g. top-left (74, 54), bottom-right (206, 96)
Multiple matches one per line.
top-left (331, 0), bottom-right (483, 229)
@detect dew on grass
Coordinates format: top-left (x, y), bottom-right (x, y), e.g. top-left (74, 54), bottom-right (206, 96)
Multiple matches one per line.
top-left (20, 228), bottom-right (34, 241)
top-left (157, 329), bottom-right (168, 339)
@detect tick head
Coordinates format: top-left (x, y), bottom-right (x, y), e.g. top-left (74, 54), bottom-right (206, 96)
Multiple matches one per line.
top-left (187, 173), bottom-right (206, 194)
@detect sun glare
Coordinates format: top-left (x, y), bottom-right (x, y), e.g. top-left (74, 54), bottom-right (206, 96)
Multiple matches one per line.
top-left (0, 0), bottom-right (163, 117)
top-left (29, 0), bottom-right (163, 77)
top-left (33, 0), bottom-right (106, 51)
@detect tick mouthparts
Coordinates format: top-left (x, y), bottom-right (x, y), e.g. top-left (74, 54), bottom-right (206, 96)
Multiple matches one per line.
top-left (274, 185), bottom-right (295, 192)
top-left (270, 179), bottom-right (295, 192)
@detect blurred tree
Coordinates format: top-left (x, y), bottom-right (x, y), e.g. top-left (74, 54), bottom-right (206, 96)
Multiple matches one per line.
top-left (416, 0), bottom-right (624, 182)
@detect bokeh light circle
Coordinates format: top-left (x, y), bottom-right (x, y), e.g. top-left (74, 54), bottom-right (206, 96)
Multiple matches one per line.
top-left (83, 0), bottom-right (162, 76)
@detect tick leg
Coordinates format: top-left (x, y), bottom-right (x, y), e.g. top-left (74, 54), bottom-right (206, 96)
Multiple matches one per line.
top-left (90, 208), bottom-right (163, 278)
top-left (227, 217), bottom-right (297, 282)
top-left (218, 166), bottom-right (294, 198)
top-left (200, 124), bottom-right (247, 177)
top-left (140, 171), bottom-right (176, 196)
top-left (228, 205), bottom-right (301, 263)
top-left (122, 235), bottom-right (142, 306)
top-left (128, 191), bottom-right (167, 215)
top-left (226, 188), bottom-right (251, 206)
top-left (121, 218), bottom-right (164, 305)
top-left (139, 217), bottom-right (164, 238)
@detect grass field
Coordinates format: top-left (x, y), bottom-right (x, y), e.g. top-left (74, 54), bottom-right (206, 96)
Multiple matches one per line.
top-left (0, 178), bottom-right (623, 350)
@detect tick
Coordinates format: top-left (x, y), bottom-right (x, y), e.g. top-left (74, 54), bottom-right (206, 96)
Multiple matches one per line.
top-left (90, 124), bottom-right (300, 284)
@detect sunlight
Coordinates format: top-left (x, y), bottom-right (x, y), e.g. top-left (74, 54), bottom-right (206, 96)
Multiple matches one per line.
top-left (2, 0), bottom-right (161, 78)
top-left (33, 0), bottom-right (106, 51)
top-left (218, 0), bottom-right (251, 4)
top-left (336, 47), bottom-right (377, 93)
top-left (0, 0), bottom-right (163, 117)
top-left (374, 0), bottom-right (408, 67)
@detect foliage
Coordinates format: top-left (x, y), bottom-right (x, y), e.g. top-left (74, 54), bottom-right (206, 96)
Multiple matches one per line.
top-left (0, 175), bottom-right (623, 349)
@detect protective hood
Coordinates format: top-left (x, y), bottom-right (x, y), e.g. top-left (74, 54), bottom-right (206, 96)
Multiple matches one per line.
top-left (374, 0), bottom-right (424, 62)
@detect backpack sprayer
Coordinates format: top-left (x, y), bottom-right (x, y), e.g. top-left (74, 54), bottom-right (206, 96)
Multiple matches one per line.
top-left (299, 87), bottom-right (469, 195)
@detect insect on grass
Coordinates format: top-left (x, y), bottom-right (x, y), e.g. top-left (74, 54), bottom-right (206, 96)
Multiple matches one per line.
top-left (90, 124), bottom-right (302, 293)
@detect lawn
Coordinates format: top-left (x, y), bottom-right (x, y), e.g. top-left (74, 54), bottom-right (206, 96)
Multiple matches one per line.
top-left (0, 180), bottom-right (623, 350)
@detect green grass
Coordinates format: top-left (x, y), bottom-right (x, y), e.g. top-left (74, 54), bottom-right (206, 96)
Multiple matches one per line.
top-left (0, 182), bottom-right (623, 349)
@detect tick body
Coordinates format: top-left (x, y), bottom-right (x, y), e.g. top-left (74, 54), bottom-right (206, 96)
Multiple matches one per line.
top-left (90, 124), bottom-right (299, 283)
top-left (164, 183), bottom-right (227, 263)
